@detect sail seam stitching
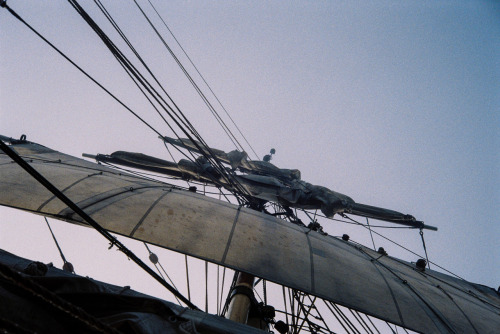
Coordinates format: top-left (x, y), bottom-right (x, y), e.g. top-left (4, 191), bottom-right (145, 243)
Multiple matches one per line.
top-left (17, 154), bottom-right (166, 184)
top-left (37, 172), bottom-right (103, 211)
top-left (361, 248), bottom-right (457, 333)
top-left (221, 206), bottom-right (242, 264)
top-left (130, 190), bottom-right (170, 237)
top-left (368, 257), bottom-right (405, 326)
top-left (305, 233), bottom-right (315, 293)
top-left (57, 185), bottom-right (164, 216)
top-left (434, 283), bottom-right (480, 334)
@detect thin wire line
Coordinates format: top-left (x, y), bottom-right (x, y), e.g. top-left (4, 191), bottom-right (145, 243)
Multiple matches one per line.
top-left (4, 2), bottom-right (165, 139)
top-left (420, 229), bottom-right (431, 269)
top-left (185, 254), bottom-right (191, 302)
top-left (146, 0), bottom-right (260, 159)
top-left (366, 217), bottom-right (377, 250)
top-left (44, 217), bottom-right (68, 265)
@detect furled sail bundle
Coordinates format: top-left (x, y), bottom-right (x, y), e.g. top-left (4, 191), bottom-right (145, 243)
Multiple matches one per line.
top-left (114, 136), bottom-right (436, 229)
top-left (1, 139), bottom-right (499, 334)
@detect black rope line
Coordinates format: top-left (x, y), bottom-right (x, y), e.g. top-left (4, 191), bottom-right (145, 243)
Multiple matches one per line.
top-left (0, 153), bottom-right (160, 184)
top-left (366, 217), bottom-right (377, 251)
top-left (329, 301), bottom-right (361, 334)
top-left (293, 290), bottom-right (315, 333)
top-left (145, 0), bottom-right (260, 160)
top-left (133, 0), bottom-right (244, 154)
top-left (356, 246), bottom-right (456, 333)
top-left (0, 139), bottom-right (199, 310)
top-left (119, 0), bottom-right (250, 194)
top-left (143, 243), bottom-right (182, 306)
top-left (218, 266), bottom-right (227, 316)
top-left (216, 265), bottom-right (220, 315)
top-left (1, 2), bottom-right (164, 139)
top-left (220, 270), bottom-right (239, 317)
top-left (273, 309), bottom-right (333, 333)
top-left (281, 286), bottom-right (290, 331)
top-left (339, 214), bottom-right (465, 280)
top-left (44, 217), bottom-right (73, 273)
top-left (304, 293), bottom-right (332, 333)
top-left (419, 229), bottom-right (431, 269)
top-left (363, 313), bottom-right (381, 334)
top-left (385, 322), bottom-right (398, 334)
top-left (205, 260), bottom-right (209, 313)
top-left (349, 309), bottom-right (374, 334)
top-left (92, 0), bottom-right (189, 148)
top-left (184, 255), bottom-right (191, 302)
top-left (163, 139), bottom-right (177, 163)
top-left (71, 0), bottom-right (194, 139)
top-left (67, 0), bottom-right (250, 200)
top-left (322, 300), bottom-right (352, 334)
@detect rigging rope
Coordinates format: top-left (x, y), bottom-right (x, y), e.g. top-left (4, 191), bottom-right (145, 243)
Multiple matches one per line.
top-left (184, 255), bottom-right (191, 302)
top-left (0, 138), bottom-right (199, 310)
top-left (143, 242), bottom-right (182, 306)
top-left (216, 265), bottom-right (220, 315)
top-left (218, 266), bottom-right (227, 316)
top-left (263, 279), bottom-right (267, 306)
top-left (339, 214), bottom-right (464, 280)
top-left (356, 246), bottom-right (456, 333)
top-left (364, 315), bottom-right (381, 334)
top-left (281, 286), bottom-right (290, 331)
top-left (304, 293), bottom-right (331, 332)
top-left (366, 217), bottom-right (377, 251)
top-left (1, 2), bottom-right (165, 140)
top-left (1, 0), bottom-right (255, 211)
top-left (144, 0), bottom-right (260, 160)
top-left (385, 322), bottom-right (398, 334)
top-left (132, 0), bottom-right (244, 154)
top-left (163, 139), bottom-right (177, 163)
top-left (419, 229), bottom-right (431, 270)
top-left (330, 302), bottom-right (361, 334)
top-left (322, 300), bottom-right (352, 334)
top-left (67, 0), bottom-right (253, 202)
top-left (349, 309), bottom-right (374, 334)
top-left (220, 271), bottom-right (239, 317)
top-left (92, 0), bottom-right (192, 146)
top-left (293, 290), bottom-right (317, 333)
top-left (44, 217), bottom-right (74, 273)
top-left (205, 260), bottom-right (209, 313)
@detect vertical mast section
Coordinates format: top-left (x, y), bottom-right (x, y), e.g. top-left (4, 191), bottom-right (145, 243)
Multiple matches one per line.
top-left (227, 272), bottom-right (255, 324)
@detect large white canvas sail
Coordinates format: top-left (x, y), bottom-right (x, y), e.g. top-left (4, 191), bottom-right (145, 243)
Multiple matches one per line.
top-left (1, 141), bottom-right (499, 334)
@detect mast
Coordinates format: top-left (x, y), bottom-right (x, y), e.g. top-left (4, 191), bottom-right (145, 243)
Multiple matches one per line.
top-left (226, 272), bottom-right (256, 324)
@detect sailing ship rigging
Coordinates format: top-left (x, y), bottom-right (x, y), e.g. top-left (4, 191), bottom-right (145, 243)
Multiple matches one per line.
top-left (1, 1), bottom-right (498, 333)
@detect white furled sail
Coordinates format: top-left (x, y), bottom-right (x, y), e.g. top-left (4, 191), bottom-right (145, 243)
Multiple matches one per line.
top-left (1, 141), bottom-right (499, 334)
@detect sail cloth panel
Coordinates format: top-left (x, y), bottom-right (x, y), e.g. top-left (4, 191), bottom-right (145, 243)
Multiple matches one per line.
top-left (1, 143), bottom-right (499, 334)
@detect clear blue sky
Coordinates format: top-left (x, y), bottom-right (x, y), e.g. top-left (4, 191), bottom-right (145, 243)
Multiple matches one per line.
top-left (1, 0), bottom-right (499, 321)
